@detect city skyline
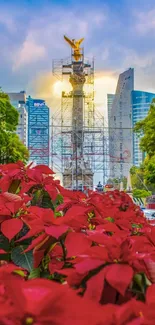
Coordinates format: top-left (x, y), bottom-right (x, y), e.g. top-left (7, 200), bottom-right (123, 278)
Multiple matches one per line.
top-left (1, 0), bottom-right (155, 120)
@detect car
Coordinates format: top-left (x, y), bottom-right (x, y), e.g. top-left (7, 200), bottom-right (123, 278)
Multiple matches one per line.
top-left (143, 209), bottom-right (155, 220)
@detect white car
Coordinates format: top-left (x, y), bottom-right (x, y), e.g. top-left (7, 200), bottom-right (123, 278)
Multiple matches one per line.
top-left (143, 209), bottom-right (155, 220)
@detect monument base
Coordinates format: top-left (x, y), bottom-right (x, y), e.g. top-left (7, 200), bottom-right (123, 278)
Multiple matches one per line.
top-left (63, 166), bottom-right (93, 191)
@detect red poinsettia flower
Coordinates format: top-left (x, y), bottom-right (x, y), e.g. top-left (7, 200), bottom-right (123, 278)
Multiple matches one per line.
top-left (1, 275), bottom-right (112, 325)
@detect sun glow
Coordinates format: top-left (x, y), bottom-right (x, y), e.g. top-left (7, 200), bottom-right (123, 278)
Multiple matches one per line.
top-left (51, 73), bottom-right (117, 118)
top-left (94, 75), bottom-right (117, 103)
top-left (52, 79), bottom-right (72, 97)
top-left (94, 75), bottom-right (117, 116)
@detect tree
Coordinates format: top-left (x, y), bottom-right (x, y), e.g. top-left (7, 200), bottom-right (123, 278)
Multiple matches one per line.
top-left (143, 155), bottom-right (155, 184)
top-left (0, 91), bottom-right (29, 164)
top-left (134, 98), bottom-right (155, 157)
top-left (132, 189), bottom-right (152, 199)
top-left (130, 166), bottom-right (145, 190)
top-left (133, 98), bottom-right (155, 191)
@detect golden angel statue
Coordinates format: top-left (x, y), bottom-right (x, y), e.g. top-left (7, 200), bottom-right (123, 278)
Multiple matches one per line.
top-left (64, 35), bottom-right (84, 61)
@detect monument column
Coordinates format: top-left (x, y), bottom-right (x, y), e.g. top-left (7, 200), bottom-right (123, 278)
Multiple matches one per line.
top-left (69, 72), bottom-right (85, 159)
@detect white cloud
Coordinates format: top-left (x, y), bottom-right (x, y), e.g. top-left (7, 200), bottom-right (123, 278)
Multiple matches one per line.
top-left (123, 50), bottom-right (153, 69)
top-left (11, 7), bottom-right (107, 71)
top-left (101, 48), bottom-right (109, 61)
top-left (12, 39), bottom-right (46, 71)
top-left (115, 46), bottom-right (154, 70)
top-left (134, 9), bottom-right (155, 34)
top-left (115, 45), bottom-right (155, 94)
top-left (93, 13), bottom-right (106, 26)
top-left (0, 12), bottom-right (16, 32)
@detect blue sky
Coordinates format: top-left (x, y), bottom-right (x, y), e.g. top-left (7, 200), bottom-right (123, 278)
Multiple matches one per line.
top-left (1, 0), bottom-right (155, 113)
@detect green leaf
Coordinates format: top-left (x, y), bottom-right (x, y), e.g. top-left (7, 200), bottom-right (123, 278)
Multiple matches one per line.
top-left (133, 273), bottom-right (143, 291)
top-left (105, 217), bottom-right (114, 223)
top-left (0, 234), bottom-right (10, 251)
top-left (54, 194), bottom-right (63, 206)
top-left (132, 224), bottom-right (142, 229)
top-left (0, 254), bottom-right (10, 261)
top-left (8, 179), bottom-right (21, 193)
top-left (40, 270), bottom-right (50, 279)
top-left (28, 268), bottom-right (40, 279)
top-left (11, 245), bottom-right (33, 272)
top-left (41, 190), bottom-right (54, 209)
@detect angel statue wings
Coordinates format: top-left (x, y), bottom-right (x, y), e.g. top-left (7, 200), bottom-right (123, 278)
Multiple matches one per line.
top-left (64, 35), bottom-right (84, 61)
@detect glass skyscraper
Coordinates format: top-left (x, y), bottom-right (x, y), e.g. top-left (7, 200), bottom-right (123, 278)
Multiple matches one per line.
top-left (27, 96), bottom-right (50, 166)
top-left (132, 90), bottom-right (155, 167)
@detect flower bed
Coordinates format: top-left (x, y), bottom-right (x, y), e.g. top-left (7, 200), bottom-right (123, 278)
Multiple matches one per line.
top-left (0, 161), bottom-right (155, 324)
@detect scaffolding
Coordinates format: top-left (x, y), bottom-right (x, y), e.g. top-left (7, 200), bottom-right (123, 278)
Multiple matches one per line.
top-left (52, 48), bottom-right (106, 190)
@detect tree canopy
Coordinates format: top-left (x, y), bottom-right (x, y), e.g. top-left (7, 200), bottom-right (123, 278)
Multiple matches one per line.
top-left (0, 91), bottom-right (29, 164)
top-left (130, 166), bottom-right (145, 190)
top-left (134, 98), bottom-right (155, 189)
top-left (132, 189), bottom-right (151, 199)
top-left (134, 99), bottom-right (155, 157)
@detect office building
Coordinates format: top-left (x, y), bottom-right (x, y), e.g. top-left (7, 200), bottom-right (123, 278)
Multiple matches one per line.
top-left (107, 94), bottom-right (115, 179)
top-left (108, 68), bottom-right (134, 179)
top-left (27, 96), bottom-right (50, 166)
top-left (132, 90), bottom-right (155, 167)
top-left (7, 91), bottom-right (27, 146)
top-left (107, 94), bottom-right (115, 123)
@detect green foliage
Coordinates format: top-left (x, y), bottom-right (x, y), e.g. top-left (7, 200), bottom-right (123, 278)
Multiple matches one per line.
top-left (0, 96), bottom-right (18, 132)
top-left (0, 234), bottom-right (10, 251)
top-left (11, 245), bottom-right (33, 272)
top-left (30, 188), bottom-right (55, 210)
top-left (30, 187), bottom-right (63, 210)
top-left (134, 99), bottom-right (155, 188)
top-left (28, 268), bottom-right (40, 279)
top-left (122, 177), bottom-right (127, 189)
top-left (0, 234), bottom-right (10, 261)
top-left (143, 155), bottom-right (155, 184)
top-left (130, 166), bottom-right (145, 190)
top-left (134, 99), bottom-right (155, 157)
top-left (132, 189), bottom-right (151, 199)
top-left (0, 91), bottom-right (29, 164)
top-left (0, 133), bottom-right (29, 164)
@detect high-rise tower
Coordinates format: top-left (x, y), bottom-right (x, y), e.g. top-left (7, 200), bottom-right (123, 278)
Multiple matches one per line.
top-left (109, 68), bottom-right (134, 179)
top-left (27, 96), bottom-right (50, 166)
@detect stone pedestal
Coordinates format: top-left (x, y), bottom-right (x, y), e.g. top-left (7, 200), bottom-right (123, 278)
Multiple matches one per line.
top-left (63, 165), bottom-right (93, 190)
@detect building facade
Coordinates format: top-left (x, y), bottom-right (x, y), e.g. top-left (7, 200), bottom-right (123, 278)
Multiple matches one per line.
top-left (132, 90), bottom-right (155, 167)
top-left (107, 94), bottom-right (115, 122)
top-left (108, 68), bottom-right (134, 179)
top-left (27, 96), bottom-right (50, 166)
top-left (107, 94), bottom-right (115, 179)
top-left (7, 91), bottom-right (27, 146)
